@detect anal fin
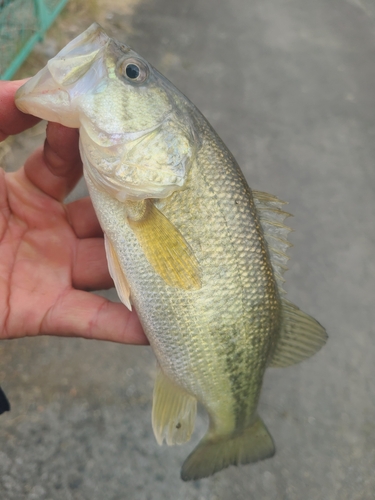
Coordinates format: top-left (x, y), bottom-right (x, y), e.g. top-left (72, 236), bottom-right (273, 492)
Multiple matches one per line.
top-left (152, 364), bottom-right (197, 446)
top-left (269, 299), bottom-right (327, 368)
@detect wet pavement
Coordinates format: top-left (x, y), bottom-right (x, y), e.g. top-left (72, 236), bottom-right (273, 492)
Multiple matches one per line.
top-left (1, 0), bottom-right (375, 498)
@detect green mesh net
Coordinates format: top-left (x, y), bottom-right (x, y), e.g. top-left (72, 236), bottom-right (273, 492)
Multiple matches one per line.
top-left (0, 0), bottom-right (68, 79)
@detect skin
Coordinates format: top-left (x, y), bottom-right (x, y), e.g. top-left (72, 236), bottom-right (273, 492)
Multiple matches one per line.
top-left (0, 80), bottom-right (147, 345)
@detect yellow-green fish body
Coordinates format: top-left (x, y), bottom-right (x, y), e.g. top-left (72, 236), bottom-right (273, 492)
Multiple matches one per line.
top-left (15, 24), bottom-right (327, 480)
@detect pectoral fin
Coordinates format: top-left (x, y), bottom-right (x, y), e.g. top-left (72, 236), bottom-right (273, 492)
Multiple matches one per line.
top-left (152, 364), bottom-right (197, 446)
top-left (127, 200), bottom-right (201, 290)
top-left (269, 299), bottom-right (327, 368)
top-left (104, 235), bottom-right (132, 311)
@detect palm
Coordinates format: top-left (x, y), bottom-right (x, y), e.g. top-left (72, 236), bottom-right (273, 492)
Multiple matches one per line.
top-left (0, 166), bottom-right (90, 338)
top-left (0, 80), bottom-right (146, 344)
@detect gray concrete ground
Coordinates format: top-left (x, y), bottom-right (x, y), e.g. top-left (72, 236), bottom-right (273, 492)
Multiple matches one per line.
top-left (1, 0), bottom-right (375, 498)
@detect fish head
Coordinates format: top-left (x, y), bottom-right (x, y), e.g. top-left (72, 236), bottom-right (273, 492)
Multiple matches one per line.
top-left (16, 24), bottom-right (198, 200)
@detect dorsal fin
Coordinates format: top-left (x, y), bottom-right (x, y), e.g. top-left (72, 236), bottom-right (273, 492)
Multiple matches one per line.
top-left (269, 299), bottom-right (327, 367)
top-left (252, 191), bottom-right (327, 367)
top-left (252, 190), bottom-right (292, 293)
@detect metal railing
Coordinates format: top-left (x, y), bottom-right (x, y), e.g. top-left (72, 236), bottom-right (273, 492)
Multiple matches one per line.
top-left (0, 0), bottom-right (68, 80)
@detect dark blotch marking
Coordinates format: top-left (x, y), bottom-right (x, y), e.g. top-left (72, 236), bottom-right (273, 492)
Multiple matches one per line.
top-left (0, 386), bottom-right (10, 415)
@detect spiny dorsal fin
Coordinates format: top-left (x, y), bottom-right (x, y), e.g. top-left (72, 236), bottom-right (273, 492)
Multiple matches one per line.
top-left (269, 299), bottom-right (327, 368)
top-left (253, 190), bottom-right (292, 293)
top-left (152, 364), bottom-right (197, 446)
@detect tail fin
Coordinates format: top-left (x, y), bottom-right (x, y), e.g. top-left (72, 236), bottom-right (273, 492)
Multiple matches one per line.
top-left (181, 415), bottom-right (275, 481)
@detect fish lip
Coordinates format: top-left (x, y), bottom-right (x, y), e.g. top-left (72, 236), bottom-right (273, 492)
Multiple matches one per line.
top-left (15, 76), bottom-right (70, 107)
top-left (15, 67), bottom-right (72, 123)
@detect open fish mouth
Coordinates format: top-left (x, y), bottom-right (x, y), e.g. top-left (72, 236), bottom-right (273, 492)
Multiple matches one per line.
top-left (16, 23), bottom-right (110, 127)
top-left (15, 68), bottom-right (72, 124)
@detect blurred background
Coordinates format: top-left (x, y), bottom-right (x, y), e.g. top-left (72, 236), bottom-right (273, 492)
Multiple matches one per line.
top-left (1, 0), bottom-right (375, 498)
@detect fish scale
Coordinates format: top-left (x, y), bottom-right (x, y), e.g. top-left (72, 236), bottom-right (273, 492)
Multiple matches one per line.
top-left (187, 117), bottom-right (280, 427)
top-left (15, 23), bottom-right (327, 481)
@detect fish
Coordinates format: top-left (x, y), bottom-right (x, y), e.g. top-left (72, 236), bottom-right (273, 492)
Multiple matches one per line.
top-left (15, 23), bottom-right (327, 481)
top-left (0, 386), bottom-right (10, 415)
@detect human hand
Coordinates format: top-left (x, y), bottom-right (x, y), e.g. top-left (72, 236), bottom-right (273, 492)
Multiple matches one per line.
top-left (0, 80), bottom-right (147, 344)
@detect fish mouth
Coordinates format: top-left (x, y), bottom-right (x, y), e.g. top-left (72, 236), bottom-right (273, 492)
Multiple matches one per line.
top-left (15, 68), bottom-right (73, 125)
top-left (15, 23), bottom-right (110, 128)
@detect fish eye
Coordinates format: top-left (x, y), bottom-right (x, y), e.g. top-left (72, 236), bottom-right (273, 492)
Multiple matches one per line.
top-left (118, 57), bottom-right (149, 84)
top-left (126, 63), bottom-right (140, 79)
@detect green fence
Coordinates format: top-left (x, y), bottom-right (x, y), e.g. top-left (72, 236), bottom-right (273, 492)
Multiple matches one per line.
top-left (0, 0), bottom-right (68, 80)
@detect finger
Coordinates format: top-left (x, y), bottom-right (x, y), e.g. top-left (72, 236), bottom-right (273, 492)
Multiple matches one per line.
top-left (44, 122), bottom-right (82, 179)
top-left (41, 289), bottom-right (148, 345)
top-left (66, 197), bottom-right (103, 239)
top-left (24, 123), bottom-right (83, 201)
top-left (0, 80), bottom-right (40, 141)
top-left (72, 238), bottom-right (113, 291)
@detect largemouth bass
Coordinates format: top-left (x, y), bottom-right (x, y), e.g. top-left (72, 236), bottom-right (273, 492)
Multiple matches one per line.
top-left (15, 24), bottom-right (327, 481)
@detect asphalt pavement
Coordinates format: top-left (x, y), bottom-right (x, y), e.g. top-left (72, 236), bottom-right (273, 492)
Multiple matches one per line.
top-left (1, 0), bottom-right (375, 498)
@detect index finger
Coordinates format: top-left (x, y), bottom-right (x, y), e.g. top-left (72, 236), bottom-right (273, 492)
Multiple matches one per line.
top-left (0, 80), bottom-right (40, 141)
